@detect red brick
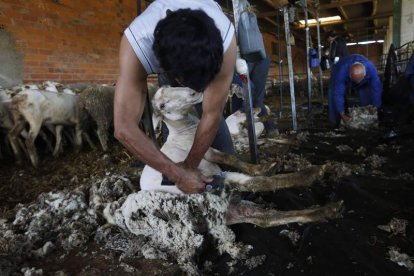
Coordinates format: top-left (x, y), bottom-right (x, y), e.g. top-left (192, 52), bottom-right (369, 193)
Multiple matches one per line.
top-left (4, 0), bottom-right (135, 84)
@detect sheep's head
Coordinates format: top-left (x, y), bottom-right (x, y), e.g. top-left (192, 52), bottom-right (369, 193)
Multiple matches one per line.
top-left (152, 86), bottom-right (203, 121)
top-left (42, 81), bottom-right (64, 92)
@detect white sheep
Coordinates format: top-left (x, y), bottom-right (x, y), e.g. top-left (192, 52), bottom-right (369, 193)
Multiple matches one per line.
top-left (8, 89), bottom-right (81, 167)
top-left (41, 81), bottom-right (76, 95)
top-left (225, 108), bottom-right (265, 143)
top-left (0, 88), bottom-right (31, 159)
top-left (0, 89), bottom-right (13, 158)
top-left (103, 86), bottom-right (342, 274)
top-left (112, 86), bottom-right (343, 226)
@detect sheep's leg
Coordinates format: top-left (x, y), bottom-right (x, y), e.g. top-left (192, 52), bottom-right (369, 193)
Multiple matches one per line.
top-left (53, 125), bottom-right (63, 157)
top-left (225, 200), bottom-right (344, 227)
top-left (0, 134), bottom-right (6, 159)
top-left (25, 119), bottom-right (41, 167)
top-left (263, 137), bottom-right (299, 145)
top-left (223, 165), bottom-right (326, 192)
top-left (39, 127), bottom-right (54, 153)
top-left (17, 136), bottom-right (29, 159)
top-left (82, 132), bottom-right (96, 150)
top-left (204, 148), bottom-right (276, 176)
top-left (73, 122), bottom-right (82, 150)
top-left (96, 126), bottom-right (108, 151)
top-left (8, 117), bottom-right (26, 164)
top-left (63, 128), bottom-right (75, 146)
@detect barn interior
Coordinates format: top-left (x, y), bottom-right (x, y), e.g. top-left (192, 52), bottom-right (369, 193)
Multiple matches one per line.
top-left (0, 0), bottom-right (414, 275)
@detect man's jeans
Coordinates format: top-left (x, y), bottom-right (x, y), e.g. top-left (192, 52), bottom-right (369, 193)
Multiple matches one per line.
top-left (247, 55), bottom-right (276, 132)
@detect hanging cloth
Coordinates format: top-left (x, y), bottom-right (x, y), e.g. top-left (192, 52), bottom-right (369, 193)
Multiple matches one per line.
top-left (237, 1), bottom-right (266, 62)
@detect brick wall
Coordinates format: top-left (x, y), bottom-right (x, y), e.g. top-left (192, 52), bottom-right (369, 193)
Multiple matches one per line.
top-left (0, 0), bottom-right (140, 85)
top-left (262, 32), bottom-right (309, 80)
top-left (0, 1), bottom-right (385, 86)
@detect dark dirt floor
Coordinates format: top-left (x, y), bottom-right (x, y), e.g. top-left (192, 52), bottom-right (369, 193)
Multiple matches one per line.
top-left (1, 94), bottom-right (414, 275)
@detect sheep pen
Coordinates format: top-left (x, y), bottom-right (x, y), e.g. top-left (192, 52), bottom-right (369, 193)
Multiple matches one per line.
top-left (1, 84), bottom-right (414, 275)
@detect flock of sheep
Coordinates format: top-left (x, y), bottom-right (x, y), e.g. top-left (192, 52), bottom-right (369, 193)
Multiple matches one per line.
top-left (0, 80), bottom-right (269, 168)
top-left (0, 81), bottom-right (115, 167)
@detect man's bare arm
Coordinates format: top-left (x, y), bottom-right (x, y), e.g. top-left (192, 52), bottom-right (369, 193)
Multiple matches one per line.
top-left (114, 35), bottom-right (203, 191)
top-left (184, 35), bottom-right (237, 168)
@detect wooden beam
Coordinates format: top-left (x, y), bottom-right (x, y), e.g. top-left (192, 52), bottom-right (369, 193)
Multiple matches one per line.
top-left (258, 0), bottom-right (374, 17)
top-left (318, 0), bottom-right (372, 10)
top-left (348, 32), bottom-right (388, 41)
top-left (258, 10), bottom-right (282, 18)
top-left (335, 26), bottom-right (388, 34)
top-left (338, 6), bottom-right (348, 20)
top-left (294, 12), bottom-right (392, 28)
top-left (263, 17), bottom-right (278, 27)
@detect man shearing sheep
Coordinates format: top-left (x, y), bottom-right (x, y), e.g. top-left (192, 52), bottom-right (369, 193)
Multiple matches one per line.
top-left (328, 54), bottom-right (382, 126)
top-left (114, 1), bottom-right (236, 194)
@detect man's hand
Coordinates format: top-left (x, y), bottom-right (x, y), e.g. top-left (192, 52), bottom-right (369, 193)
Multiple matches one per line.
top-left (340, 112), bottom-right (351, 123)
top-left (172, 162), bottom-right (213, 194)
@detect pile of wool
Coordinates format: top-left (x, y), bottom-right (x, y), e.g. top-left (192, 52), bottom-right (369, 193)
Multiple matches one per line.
top-left (342, 105), bottom-right (378, 130)
top-left (89, 173), bottom-right (135, 216)
top-left (0, 186), bottom-right (98, 273)
top-left (324, 161), bottom-right (366, 182)
top-left (0, 174), bottom-right (132, 274)
top-left (1, 173), bottom-right (256, 275)
top-left (104, 191), bottom-right (252, 275)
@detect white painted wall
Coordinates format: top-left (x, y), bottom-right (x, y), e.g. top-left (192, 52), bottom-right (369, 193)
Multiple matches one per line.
top-left (400, 0), bottom-right (414, 45)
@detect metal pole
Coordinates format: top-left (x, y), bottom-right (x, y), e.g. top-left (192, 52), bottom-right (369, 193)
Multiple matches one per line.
top-left (283, 6), bottom-right (298, 130)
top-left (242, 75), bottom-right (258, 163)
top-left (304, 0), bottom-right (312, 113)
top-left (232, 0), bottom-right (259, 163)
top-left (315, 0), bottom-right (324, 106)
top-left (277, 9), bottom-right (284, 118)
top-left (232, 0), bottom-right (240, 33)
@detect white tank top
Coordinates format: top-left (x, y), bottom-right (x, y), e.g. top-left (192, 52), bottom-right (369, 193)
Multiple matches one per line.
top-left (124, 0), bottom-right (234, 74)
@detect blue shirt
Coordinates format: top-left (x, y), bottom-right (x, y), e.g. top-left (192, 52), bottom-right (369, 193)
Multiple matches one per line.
top-left (333, 54), bottom-right (382, 113)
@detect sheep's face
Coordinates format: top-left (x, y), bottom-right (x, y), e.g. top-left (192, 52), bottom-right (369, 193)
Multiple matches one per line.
top-left (42, 81), bottom-right (63, 92)
top-left (152, 86), bottom-right (203, 121)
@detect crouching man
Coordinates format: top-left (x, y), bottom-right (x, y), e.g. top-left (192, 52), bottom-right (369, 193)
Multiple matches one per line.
top-left (328, 54), bottom-right (382, 127)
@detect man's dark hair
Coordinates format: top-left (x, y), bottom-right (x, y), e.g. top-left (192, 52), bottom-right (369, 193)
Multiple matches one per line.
top-left (153, 9), bottom-right (223, 92)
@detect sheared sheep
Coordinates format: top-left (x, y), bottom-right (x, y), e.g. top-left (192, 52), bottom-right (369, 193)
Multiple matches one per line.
top-left (0, 89), bottom-right (13, 158)
top-left (0, 88), bottom-right (31, 159)
top-left (104, 86), bottom-right (343, 274)
top-left (41, 81), bottom-right (76, 95)
top-left (8, 89), bottom-right (81, 167)
top-left (225, 108), bottom-right (265, 143)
